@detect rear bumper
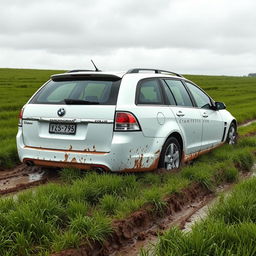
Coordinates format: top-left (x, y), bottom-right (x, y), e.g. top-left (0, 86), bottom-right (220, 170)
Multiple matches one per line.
top-left (17, 128), bottom-right (164, 172)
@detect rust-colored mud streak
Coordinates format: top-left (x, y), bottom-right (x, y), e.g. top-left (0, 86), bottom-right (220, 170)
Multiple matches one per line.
top-left (184, 143), bottom-right (224, 162)
top-left (25, 159), bottom-right (110, 171)
top-left (133, 154), bottom-right (143, 169)
top-left (71, 157), bottom-right (77, 163)
top-left (64, 153), bottom-right (69, 162)
top-left (120, 155), bottom-right (160, 173)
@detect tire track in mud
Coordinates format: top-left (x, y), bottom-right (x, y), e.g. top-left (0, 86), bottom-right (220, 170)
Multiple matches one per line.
top-left (239, 119), bottom-right (256, 127)
top-left (0, 164), bottom-right (59, 195)
top-left (114, 167), bottom-right (256, 256)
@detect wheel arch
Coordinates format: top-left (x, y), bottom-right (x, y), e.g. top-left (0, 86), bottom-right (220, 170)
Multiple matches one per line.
top-left (226, 119), bottom-right (237, 140)
top-left (231, 119), bottom-right (237, 130)
top-left (225, 119), bottom-right (238, 144)
top-left (168, 132), bottom-right (184, 154)
top-left (158, 131), bottom-right (184, 168)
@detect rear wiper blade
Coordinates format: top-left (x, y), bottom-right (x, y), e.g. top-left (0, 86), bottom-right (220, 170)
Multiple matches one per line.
top-left (64, 99), bottom-right (99, 105)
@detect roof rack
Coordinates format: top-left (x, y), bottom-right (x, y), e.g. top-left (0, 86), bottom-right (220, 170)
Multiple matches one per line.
top-left (66, 69), bottom-right (100, 73)
top-left (126, 68), bottom-right (183, 78)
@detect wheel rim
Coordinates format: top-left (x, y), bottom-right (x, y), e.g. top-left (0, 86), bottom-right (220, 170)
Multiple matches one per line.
top-left (228, 126), bottom-right (236, 145)
top-left (164, 143), bottom-right (180, 170)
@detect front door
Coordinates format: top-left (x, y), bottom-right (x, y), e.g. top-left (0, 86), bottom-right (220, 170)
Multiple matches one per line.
top-left (184, 81), bottom-right (224, 150)
top-left (162, 79), bottom-right (203, 155)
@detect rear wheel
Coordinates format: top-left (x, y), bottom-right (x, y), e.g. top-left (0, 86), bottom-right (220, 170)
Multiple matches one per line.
top-left (159, 137), bottom-right (181, 170)
top-left (226, 123), bottom-right (237, 145)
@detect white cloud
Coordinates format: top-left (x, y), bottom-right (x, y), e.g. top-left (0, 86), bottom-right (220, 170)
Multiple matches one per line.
top-left (0, 0), bottom-right (256, 75)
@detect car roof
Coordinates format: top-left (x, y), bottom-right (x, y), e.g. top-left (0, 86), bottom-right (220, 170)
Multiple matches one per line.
top-left (51, 69), bottom-right (186, 81)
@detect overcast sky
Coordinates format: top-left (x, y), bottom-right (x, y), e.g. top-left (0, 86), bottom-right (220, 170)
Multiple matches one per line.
top-left (0, 0), bottom-right (256, 75)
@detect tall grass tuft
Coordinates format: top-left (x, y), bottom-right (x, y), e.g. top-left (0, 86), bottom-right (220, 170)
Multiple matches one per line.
top-left (99, 194), bottom-right (121, 216)
top-left (143, 187), bottom-right (167, 214)
top-left (232, 148), bottom-right (254, 171)
top-left (70, 213), bottom-right (112, 243)
top-left (51, 230), bottom-right (81, 252)
top-left (181, 163), bottom-right (215, 190)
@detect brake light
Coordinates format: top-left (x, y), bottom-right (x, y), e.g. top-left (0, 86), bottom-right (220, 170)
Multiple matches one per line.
top-left (18, 108), bottom-right (24, 127)
top-left (114, 112), bottom-right (141, 131)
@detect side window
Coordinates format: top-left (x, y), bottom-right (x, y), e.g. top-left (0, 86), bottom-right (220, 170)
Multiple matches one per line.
top-left (162, 82), bottom-right (176, 105)
top-left (164, 79), bottom-right (193, 107)
top-left (185, 82), bottom-right (212, 109)
top-left (137, 79), bottom-right (163, 104)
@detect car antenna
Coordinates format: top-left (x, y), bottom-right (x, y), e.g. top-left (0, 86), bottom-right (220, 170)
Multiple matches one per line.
top-left (91, 59), bottom-right (101, 72)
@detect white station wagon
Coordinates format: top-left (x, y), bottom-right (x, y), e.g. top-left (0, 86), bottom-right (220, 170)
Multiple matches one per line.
top-left (16, 68), bottom-right (237, 172)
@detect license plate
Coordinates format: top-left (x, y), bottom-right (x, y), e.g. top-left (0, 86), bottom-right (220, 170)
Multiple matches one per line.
top-left (49, 123), bottom-right (76, 135)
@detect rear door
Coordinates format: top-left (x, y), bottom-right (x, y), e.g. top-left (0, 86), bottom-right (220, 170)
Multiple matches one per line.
top-left (184, 81), bottom-right (224, 149)
top-left (22, 75), bottom-right (120, 152)
top-left (162, 79), bottom-right (203, 154)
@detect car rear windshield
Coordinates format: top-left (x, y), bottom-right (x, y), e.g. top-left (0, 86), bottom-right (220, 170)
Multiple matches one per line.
top-left (29, 79), bottom-right (121, 105)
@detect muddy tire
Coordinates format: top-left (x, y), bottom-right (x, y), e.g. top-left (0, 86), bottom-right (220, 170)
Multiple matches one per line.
top-left (159, 137), bottom-right (181, 170)
top-left (226, 123), bottom-right (237, 145)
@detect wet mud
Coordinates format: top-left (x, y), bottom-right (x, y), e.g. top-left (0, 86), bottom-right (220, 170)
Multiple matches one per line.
top-left (0, 164), bottom-right (58, 195)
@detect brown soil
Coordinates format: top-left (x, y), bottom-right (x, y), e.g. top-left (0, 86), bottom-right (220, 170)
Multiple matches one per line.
top-left (0, 164), bottom-right (59, 195)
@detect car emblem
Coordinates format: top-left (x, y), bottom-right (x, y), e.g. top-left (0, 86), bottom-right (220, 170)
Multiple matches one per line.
top-left (57, 108), bottom-right (65, 117)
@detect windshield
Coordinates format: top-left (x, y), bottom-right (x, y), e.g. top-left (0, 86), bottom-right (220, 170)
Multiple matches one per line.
top-left (29, 79), bottom-right (120, 105)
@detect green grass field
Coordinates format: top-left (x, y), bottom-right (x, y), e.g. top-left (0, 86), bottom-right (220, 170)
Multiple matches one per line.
top-left (0, 135), bottom-right (255, 255)
top-left (0, 68), bottom-right (65, 168)
top-left (0, 68), bottom-right (256, 254)
top-left (185, 74), bottom-right (256, 124)
top-left (0, 68), bottom-right (255, 168)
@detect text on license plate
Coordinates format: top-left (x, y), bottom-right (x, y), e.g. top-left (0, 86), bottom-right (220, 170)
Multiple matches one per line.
top-left (49, 123), bottom-right (76, 135)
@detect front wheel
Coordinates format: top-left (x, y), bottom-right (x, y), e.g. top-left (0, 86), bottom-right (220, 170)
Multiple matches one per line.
top-left (226, 123), bottom-right (237, 145)
top-left (158, 137), bottom-right (181, 170)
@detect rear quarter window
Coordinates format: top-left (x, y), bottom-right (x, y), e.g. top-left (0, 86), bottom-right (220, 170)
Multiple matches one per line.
top-left (136, 79), bottom-right (164, 104)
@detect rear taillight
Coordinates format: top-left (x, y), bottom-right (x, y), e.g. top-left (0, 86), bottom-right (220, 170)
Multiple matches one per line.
top-left (114, 112), bottom-right (141, 131)
top-left (18, 108), bottom-right (24, 127)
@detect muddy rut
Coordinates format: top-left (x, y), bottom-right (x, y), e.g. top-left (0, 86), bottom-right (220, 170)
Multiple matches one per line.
top-left (0, 164), bottom-right (58, 195)
top-left (112, 165), bottom-right (256, 256)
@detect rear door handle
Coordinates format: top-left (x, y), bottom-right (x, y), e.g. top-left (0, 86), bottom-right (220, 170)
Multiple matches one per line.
top-left (202, 112), bottom-right (208, 118)
top-left (176, 111), bottom-right (185, 117)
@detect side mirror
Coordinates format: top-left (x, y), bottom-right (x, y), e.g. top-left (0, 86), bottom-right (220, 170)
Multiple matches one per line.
top-left (214, 101), bottom-right (226, 110)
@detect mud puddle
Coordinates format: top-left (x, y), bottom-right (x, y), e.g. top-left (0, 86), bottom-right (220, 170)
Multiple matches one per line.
top-left (0, 164), bottom-right (59, 195)
top-left (0, 170), bottom-right (45, 190)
